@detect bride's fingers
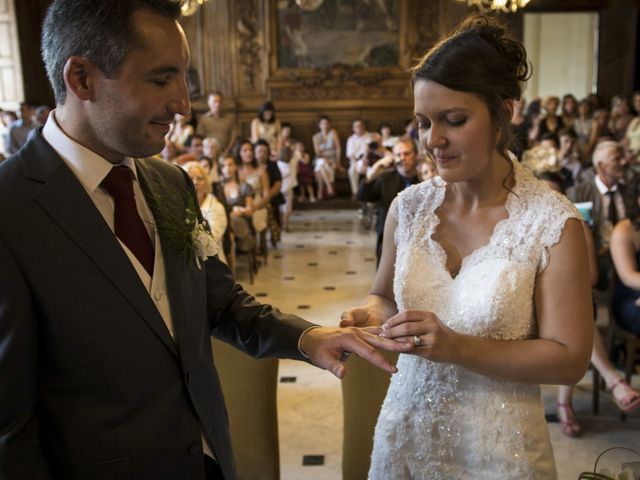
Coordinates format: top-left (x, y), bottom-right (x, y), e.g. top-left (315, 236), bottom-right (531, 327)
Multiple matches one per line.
top-left (382, 310), bottom-right (438, 330)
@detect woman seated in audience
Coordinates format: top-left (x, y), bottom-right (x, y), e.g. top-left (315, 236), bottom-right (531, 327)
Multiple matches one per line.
top-left (168, 111), bottom-right (194, 152)
top-left (611, 175), bottom-right (640, 339)
top-left (511, 97), bottom-right (530, 160)
top-left (560, 93), bottom-right (579, 130)
top-left (539, 172), bottom-right (640, 436)
top-left (312, 115), bottom-right (341, 199)
top-left (255, 139), bottom-right (284, 245)
top-left (221, 155), bottom-right (255, 252)
top-left (530, 95), bottom-right (563, 143)
top-left (625, 91), bottom-right (640, 166)
top-left (250, 101), bottom-right (281, 155)
top-left (574, 98), bottom-right (594, 154)
top-left (379, 123), bottom-right (398, 149)
top-left (185, 161), bottom-right (227, 264)
top-left (294, 141), bottom-right (316, 203)
top-left (278, 121), bottom-right (294, 155)
top-left (609, 95), bottom-right (634, 142)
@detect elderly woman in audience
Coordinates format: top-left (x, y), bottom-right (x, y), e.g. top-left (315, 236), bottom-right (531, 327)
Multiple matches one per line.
top-left (185, 161), bottom-right (227, 264)
top-left (538, 171), bottom-right (640, 436)
top-left (221, 155), bottom-right (255, 252)
top-left (250, 101), bottom-right (281, 155)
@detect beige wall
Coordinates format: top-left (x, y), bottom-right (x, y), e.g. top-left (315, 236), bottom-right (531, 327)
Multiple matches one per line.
top-left (523, 12), bottom-right (598, 101)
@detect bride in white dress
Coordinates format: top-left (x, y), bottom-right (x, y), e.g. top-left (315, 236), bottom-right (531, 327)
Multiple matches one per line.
top-left (341, 15), bottom-right (594, 480)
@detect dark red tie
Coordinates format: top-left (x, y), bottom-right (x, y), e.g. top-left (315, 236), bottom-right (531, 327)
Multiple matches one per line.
top-left (101, 165), bottom-right (154, 276)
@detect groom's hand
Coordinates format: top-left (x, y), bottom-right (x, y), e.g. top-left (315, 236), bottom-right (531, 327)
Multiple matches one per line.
top-left (299, 326), bottom-right (413, 379)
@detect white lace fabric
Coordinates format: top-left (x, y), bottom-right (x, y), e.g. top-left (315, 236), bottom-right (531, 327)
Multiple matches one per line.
top-left (369, 160), bottom-right (581, 480)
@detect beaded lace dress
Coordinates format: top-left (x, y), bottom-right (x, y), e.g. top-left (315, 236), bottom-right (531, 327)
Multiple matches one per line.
top-left (368, 160), bottom-right (580, 480)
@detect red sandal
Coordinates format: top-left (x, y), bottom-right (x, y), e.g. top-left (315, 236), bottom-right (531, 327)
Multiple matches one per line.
top-left (608, 379), bottom-right (640, 415)
top-left (557, 403), bottom-right (581, 437)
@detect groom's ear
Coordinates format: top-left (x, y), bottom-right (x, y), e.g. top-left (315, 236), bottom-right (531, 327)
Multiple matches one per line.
top-left (63, 56), bottom-right (101, 102)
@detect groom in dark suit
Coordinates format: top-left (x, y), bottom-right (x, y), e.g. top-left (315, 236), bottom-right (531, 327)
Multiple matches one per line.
top-left (0, 2), bottom-right (411, 479)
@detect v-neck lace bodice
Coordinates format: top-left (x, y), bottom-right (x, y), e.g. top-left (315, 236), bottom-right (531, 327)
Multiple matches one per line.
top-left (368, 159), bottom-right (581, 480)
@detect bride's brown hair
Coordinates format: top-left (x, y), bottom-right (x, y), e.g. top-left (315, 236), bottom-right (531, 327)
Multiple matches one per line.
top-left (412, 14), bottom-right (531, 160)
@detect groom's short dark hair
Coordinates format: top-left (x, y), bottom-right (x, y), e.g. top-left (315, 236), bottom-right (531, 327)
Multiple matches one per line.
top-left (42, 0), bottom-right (182, 105)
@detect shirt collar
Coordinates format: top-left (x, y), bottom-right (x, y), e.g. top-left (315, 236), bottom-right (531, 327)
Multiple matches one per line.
top-left (42, 110), bottom-right (137, 195)
top-left (594, 174), bottom-right (617, 195)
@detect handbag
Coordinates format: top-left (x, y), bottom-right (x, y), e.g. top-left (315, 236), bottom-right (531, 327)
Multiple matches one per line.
top-left (252, 207), bottom-right (268, 232)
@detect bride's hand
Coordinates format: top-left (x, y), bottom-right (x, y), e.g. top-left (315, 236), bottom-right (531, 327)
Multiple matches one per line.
top-left (379, 310), bottom-right (459, 363)
top-left (340, 307), bottom-right (385, 328)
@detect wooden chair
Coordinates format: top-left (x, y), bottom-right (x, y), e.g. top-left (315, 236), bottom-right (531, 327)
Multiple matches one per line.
top-left (210, 339), bottom-right (280, 479)
top-left (604, 316), bottom-right (639, 421)
top-left (341, 352), bottom-right (398, 480)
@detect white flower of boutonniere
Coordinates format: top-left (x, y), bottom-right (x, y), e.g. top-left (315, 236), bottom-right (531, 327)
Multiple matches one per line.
top-left (191, 222), bottom-right (218, 269)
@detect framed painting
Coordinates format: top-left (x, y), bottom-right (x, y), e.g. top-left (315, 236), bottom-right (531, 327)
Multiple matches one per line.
top-left (271, 0), bottom-right (407, 71)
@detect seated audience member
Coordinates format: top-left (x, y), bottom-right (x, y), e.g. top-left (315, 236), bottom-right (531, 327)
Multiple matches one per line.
top-left (34, 105), bottom-right (51, 127)
top-left (277, 140), bottom-right (298, 232)
top-left (184, 133), bottom-right (205, 158)
top-left (558, 128), bottom-right (584, 188)
top-left (624, 91), bottom-right (640, 166)
top-left (539, 172), bottom-right (640, 435)
top-left (585, 109), bottom-right (614, 161)
top-left (197, 91), bottom-right (238, 154)
top-left (379, 123), bottom-right (398, 149)
top-left (221, 155), bottom-right (255, 252)
top-left (295, 141), bottom-right (315, 203)
top-left (255, 139), bottom-right (284, 245)
top-left (346, 119), bottom-right (372, 198)
top-left (168, 111), bottom-right (194, 151)
top-left (530, 95), bottom-right (563, 143)
top-left (611, 176), bottom-right (640, 340)
top-left (185, 161), bottom-right (227, 264)
top-left (6, 103), bottom-right (36, 154)
top-left (160, 138), bottom-right (177, 163)
top-left (511, 97), bottom-right (531, 160)
top-left (250, 101), bottom-right (281, 155)
top-left (569, 141), bottom-right (627, 288)
top-left (278, 121), bottom-right (294, 155)
top-left (560, 93), bottom-right (578, 130)
top-left (357, 137), bottom-right (419, 266)
top-left (202, 137), bottom-right (222, 182)
top-left (609, 95), bottom-right (634, 142)
top-left (574, 98), bottom-right (594, 152)
top-left (312, 115), bottom-right (341, 198)
top-left (417, 156), bottom-right (437, 181)
top-left (539, 131), bottom-right (559, 150)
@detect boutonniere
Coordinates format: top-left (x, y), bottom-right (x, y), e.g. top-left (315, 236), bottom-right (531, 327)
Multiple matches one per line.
top-left (140, 171), bottom-right (217, 269)
top-left (187, 209), bottom-right (218, 269)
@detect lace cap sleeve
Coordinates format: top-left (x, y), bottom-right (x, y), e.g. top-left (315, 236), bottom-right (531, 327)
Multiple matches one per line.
top-left (537, 192), bottom-right (583, 273)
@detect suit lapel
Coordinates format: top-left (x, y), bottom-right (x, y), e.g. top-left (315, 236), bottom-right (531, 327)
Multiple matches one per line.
top-left (135, 159), bottom-right (198, 350)
top-left (25, 133), bottom-right (178, 357)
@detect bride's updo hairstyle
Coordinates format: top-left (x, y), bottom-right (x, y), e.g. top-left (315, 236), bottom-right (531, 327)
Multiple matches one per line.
top-left (412, 15), bottom-right (531, 159)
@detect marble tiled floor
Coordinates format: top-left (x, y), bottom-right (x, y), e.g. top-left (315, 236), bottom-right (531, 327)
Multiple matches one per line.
top-left (236, 209), bottom-right (639, 480)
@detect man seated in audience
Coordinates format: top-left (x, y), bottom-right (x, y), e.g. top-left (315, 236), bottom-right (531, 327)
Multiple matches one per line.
top-left (185, 133), bottom-right (205, 159)
top-left (568, 140), bottom-right (627, 289)
top-left (557, 128), bottom-right (585, 188)
top-left (6, 102), bottom-right (36, 154)
top-left (197, 91), bottom-right (237, 155)
top-left (346, 119), bottom-right (372, 198)
top-left (357, 137), bottom-right (419, 266)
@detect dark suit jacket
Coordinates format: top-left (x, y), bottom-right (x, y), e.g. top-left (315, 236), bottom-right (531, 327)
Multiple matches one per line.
top-left (567, 178), bottom-right (626, 250)
top-left (0, 131), bottom-right (312, 480)
top-left (357, 170), bottom-right (419, 262)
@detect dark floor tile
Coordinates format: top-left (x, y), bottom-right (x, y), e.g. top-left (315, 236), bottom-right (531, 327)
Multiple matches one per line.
top-left (329, 251), bottom-right (338, 255)
top-left (255, 292), bottom-right (268, 297)
top-left (302, 455), bottom-right (325, 466)
top-left (296, 244), bottom-right (305, 249)
top-left (545, 414), bottom-right (558, 423)
top-left (307, 262), bottom-right (318, 267)
top-left (346, 240), bottom-right (355, 244)
top-left (323, 286), bottom-right (336, 291)
top-left (280, 376), bottom-right (297, 383)
top-left (364, 257), bottom-right (375, 262)
top-left (314, 235), bottom-right (323, 239)
top-left (274, 254), bottom-right (283, 259)
top-left (297, 305), bottom-right (311, 309)
top-left (284, 276), bottom-right (295, 281)
top-left (346, 271), bottom-right (357, 275)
